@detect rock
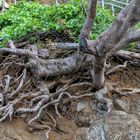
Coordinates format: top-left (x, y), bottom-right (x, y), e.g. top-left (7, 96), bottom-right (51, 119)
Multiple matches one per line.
top-left (74, 100), bottom-right (96, 127)
top-left (77, 101), bottom-right (86, 112)
top-left (75, 111), bottom-right (140, 140)
top-left (73, 128), bottom-right (87, 140)
top-left (131, 98), bottom-right (140, 120)
top-left (114, 97), bottom-right (130, 112)
top-left (0, 119), bottom-right (45, 140)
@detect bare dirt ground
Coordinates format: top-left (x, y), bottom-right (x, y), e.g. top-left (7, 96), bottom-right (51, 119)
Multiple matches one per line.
top-left (0, 54), bottom-right (139, 140)
top-left (0, 29), bottom-right (139, 140)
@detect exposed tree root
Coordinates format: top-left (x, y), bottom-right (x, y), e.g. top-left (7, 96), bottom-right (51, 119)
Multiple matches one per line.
top-left (115, 50), bottom-right (140, 61)
top-left (95, 86), bottom-right (113, 112)
top-left (0, 52), bottom-right (96, 132)
top-left (0, 1), bottom-right (140, 139)
top-left (112, 88), bottom-right (140, 96)
top-left (0, 93), bottom-right (4, 108)
top-left (0, 45), bottom-right (88, 78)
top-left (2, 75), bottom-right (11, 94)
top-left (0, 102), bottom-right (14, 122)
top-left (0, 75), bottom-right (11, 107)
top-left (27, 91), bottom-right (95, 128)
top-left (55, 103), bottom-right (62, 118)
top-left (10, 68), bottom-right (27, 98)
top-left (0, 40), bottom-right (139, 137)
top-left (106, 61), bottom-right (130, 75)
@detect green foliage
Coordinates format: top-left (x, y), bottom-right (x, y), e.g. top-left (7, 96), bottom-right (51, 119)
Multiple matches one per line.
top-left (92, 7), bottom-right (114, 39)
top-left (135, 23), bottom-right (140, 29)
top-left (0, 1), bottom-right (114, 47)
top-left (126, 23), bottom-right (140, 50)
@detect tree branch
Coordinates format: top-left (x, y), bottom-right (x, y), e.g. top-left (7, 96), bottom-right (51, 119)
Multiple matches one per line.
top-left (83, 0), bottom-right (140, 56)
top-left (80, 0), bottom-right (97, 39)
top-left (108, 29), bottom-right (140, 56)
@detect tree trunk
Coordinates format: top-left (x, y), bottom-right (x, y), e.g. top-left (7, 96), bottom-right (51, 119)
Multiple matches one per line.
top-left (91, 56), bottom-right (106, 90)
top-left (80, 0), bottom-right (97, 39)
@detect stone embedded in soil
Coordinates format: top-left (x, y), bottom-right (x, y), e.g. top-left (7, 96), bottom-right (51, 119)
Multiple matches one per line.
top-left (114, 97), bottom-right (130, 112)
top-left (73, 100), bottom-right (96, 127)
top-left (74, 111), bottom-right (140, 140)
top-left (77, 101), bottom-right (86, 112)
top-left (0, 119), bottom-right (45, 140)
top-left (131, 98), bottom-right (140, 121)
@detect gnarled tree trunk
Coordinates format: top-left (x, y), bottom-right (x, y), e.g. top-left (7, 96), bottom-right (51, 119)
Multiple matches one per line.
top-left (80, 0), bottom-right (140, 90)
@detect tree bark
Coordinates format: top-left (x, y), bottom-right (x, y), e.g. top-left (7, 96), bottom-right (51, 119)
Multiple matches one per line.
top-left (80, 0), bottom-right (97, 39)
top-left (91, 56), bottom-right (106, 89)
top-left (80, 0), bottom-right (140, 90)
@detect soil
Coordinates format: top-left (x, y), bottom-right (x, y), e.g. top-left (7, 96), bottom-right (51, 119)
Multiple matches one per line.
top-left (0, 5), bottom-right (140, 140)
top-left (0, 2), bottom-right (140, 139)
top-left (0, 58), bottom-right (139, 140)
top-left (0, 29), bottom-right (139, 140)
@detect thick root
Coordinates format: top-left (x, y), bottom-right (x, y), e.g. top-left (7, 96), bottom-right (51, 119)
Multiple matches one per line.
top-left (95, 86), bottom-right (113, 113)
top-left (112, 88), bottom-right (140, 96)
top-left (0, 41), bottom-right (139, 136)
top-left (0, 102), bottom-right (14, 122)
top-left (106, 61), bottom-right (129, 75)
top-left (10, 68), bottom-right (27, 98)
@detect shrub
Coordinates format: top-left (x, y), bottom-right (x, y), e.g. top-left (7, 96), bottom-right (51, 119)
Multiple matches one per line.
top-left (0, 1), bottom-right (114, 47)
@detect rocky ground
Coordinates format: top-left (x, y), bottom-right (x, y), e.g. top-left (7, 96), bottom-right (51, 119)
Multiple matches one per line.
top-left (0, 62), bottom-right (139, 140)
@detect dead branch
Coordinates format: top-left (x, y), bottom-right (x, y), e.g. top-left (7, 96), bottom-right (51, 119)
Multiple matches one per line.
top-left (0, 44), bottom-right (49, 62)
top-left (49, 42), bottom-right (94, 55)
top-left (0, 47), bottom-right (39, 60)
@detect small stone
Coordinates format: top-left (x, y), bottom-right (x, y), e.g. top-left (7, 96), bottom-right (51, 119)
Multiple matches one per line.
top-left (77, 102), bottom-right (86, 112)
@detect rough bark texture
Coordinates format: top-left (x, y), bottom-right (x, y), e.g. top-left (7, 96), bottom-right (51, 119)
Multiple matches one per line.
top-left (0, 1), bottom-right (140, 136)
top-left (80, 0), bottom-right (140, 90)
top-left (80, 0), bottom-right (97, 39)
